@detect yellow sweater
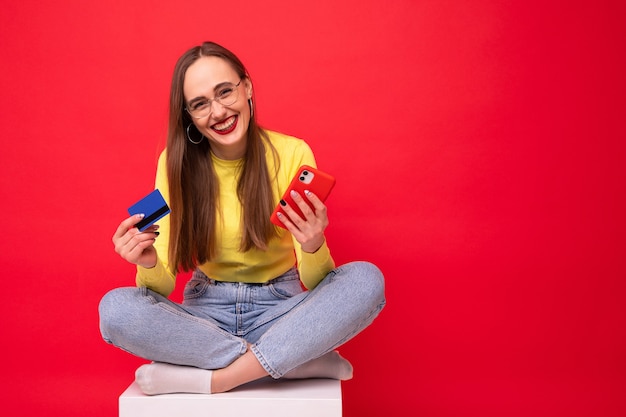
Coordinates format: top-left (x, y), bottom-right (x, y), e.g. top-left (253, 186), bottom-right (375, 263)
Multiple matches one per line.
top-left (136, 130), bottom-right (335, 297)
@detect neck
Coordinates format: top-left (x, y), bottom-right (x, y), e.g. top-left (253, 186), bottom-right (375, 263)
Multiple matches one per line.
top-left (210, 142), bottom-right (247, 160)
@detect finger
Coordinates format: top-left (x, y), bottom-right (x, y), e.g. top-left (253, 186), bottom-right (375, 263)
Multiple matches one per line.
top-left (276, 211), bottom-right (305, 239)
top-left (279, 198), bottom-right (307, 229)
top-left (277, 209), bottom-right (326, 253)
top-left (120, 230), bottom-right (159, 260)
top-left (302, 190), bottom-right (326, 211)
top-left (303, 190), bottom-right (328, 223)
top-left (141, 224), bottom-right (160, 234)
top-left (126, 235), bottom-right (157, 257)
top-left (116, 224), bottom-right (159, 252)
top-left (276, 199), bottom-right (307, 232)
top-left (289, 190), bottom-right (316, 221)
top-left (113, 214), bottom-right (146, 241)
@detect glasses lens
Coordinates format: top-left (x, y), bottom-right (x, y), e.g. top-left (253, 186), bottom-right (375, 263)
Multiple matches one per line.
top-left (187, 82), bottom-right (240, 119)
top-left (216, 83), bottom-right (239, 107)
top-left (188, 101), bottom-right (210, 118)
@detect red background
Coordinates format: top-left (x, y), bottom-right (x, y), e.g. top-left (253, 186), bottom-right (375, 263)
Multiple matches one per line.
top-left (1, 1), bottom-right (625, 416)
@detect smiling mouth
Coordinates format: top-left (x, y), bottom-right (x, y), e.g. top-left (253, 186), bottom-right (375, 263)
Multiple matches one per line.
top-left (211, 115), bottom-right (238, 134)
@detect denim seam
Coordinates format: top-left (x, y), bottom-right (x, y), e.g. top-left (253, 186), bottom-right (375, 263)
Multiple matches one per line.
top-left (327, 298), bottom-right (387, 350)
top-left (250, 344), bottom-right (280, 379)
top-left (241, 292), bottom-right (308, 338)
top-left (143, 289), bottom-right (242, 344)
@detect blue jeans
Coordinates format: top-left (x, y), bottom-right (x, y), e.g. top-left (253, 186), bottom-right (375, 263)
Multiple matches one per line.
top-left (99, 261), bottom-right (385, 378)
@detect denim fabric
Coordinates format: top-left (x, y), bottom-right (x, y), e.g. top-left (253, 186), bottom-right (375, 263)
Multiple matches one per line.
top-left (99, 261), bottom-right (385, 378)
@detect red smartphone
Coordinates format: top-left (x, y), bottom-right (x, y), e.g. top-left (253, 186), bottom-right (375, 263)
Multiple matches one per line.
top-left (270, 165), bottom-right (336, 228)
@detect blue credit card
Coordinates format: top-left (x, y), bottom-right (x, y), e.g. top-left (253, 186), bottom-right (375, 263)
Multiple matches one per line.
top-left (128, 189), bottom-right (170, 231)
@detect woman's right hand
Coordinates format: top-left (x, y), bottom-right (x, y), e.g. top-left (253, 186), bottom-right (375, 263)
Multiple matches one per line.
top-left (112, 214), bottom-right (159, 268)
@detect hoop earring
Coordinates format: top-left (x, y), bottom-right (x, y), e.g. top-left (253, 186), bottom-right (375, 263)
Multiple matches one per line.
top-left (248, 98), bottom-right (254, 119)
top-left (186, 124), bottom-right (205, 145)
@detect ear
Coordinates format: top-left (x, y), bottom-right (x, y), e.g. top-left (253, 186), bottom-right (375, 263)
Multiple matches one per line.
top-left (244, 77), bottom-right (253, 99)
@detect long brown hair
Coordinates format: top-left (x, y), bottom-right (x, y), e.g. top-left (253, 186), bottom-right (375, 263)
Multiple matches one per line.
top-left (166, 41), bottom-right (279, 272)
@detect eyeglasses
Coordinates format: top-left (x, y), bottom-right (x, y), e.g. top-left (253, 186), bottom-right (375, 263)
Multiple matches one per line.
top-left (186, 80), bottom-right (242, 119)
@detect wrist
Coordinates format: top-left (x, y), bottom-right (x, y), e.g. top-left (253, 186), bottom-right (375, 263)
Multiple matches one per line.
top-left (302, 238), bottom-right (325, 254)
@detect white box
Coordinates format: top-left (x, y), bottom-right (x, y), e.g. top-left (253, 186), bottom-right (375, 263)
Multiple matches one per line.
top-left (119, 377), bottom-right (342, 417)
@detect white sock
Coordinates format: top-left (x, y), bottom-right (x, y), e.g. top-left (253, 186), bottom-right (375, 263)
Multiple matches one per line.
top-left (135, 362), bottom-right (213, 395)
top-left (283, 351), bottom-right (353, 380)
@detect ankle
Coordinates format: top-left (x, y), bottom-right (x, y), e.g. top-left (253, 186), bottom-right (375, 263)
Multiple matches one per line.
top-left (210, 369), bottom-right (228, 394)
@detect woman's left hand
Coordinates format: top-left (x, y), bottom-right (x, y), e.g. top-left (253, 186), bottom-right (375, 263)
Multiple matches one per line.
top-left (276, 190), bottom-right (329, 253)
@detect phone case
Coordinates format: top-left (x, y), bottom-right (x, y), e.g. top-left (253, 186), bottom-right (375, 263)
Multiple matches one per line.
top-left (270, 165), bottom-right (336, 229)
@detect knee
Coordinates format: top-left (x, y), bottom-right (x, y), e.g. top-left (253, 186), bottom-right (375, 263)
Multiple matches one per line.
top-left (337, 261), bottom-right (386, 305)
top-left (99, 287), bottom-right (127, 321)
top-left (98, 287), bottom-right (136, 343)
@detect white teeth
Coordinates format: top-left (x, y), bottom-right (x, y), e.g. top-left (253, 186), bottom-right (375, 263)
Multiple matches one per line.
top-left (213, 116), bottom-right (236, 131)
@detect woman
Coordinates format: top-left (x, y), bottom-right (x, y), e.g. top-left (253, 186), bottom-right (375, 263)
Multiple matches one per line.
top-left (99, 41), bottom-right (385, 395)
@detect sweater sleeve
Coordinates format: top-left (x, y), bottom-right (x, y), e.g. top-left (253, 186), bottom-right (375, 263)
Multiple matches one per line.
top-left (282, 137), bottom-right (336, 289)
top-left (296, 239), bottom-right (335, 290)
top-left (135, 150), bottom-right (177, 297)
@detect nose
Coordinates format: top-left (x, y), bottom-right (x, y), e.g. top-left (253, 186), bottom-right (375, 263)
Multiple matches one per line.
top-left (209, 99), bottom-right (227, 120)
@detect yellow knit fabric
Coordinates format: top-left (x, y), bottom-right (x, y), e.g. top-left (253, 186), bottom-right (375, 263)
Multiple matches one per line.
top-left (136, 130), bottom-right (335, 296)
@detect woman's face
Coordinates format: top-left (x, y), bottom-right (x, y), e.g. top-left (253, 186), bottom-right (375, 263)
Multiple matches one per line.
top-left (183, 56), bottom-right (252, 160)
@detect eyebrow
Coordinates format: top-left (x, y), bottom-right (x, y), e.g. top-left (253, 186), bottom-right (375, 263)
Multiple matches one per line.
top-left (187, 81), bottom-right (237, 105)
